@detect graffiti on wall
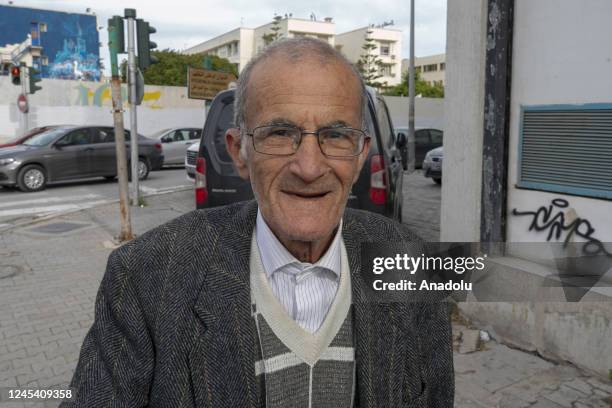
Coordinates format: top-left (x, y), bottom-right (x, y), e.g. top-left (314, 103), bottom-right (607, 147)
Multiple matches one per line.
top-left (512, 198), bottom-right (612, 257)
top-left (74, 84), bottom-right (163, 108)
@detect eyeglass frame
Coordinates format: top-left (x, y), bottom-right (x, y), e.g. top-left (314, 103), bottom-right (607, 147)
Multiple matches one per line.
top-left (243, 124), bottom-right (371, 158)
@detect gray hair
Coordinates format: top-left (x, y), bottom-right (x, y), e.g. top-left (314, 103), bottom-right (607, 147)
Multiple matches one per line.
top-left (233, 37), bottom-right (369, 137)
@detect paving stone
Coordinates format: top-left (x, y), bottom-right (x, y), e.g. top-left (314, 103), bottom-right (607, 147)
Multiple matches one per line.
top-left (564, 378), bottom-right (593, 396)
top-left (543, 385), bottom-right (588, 408)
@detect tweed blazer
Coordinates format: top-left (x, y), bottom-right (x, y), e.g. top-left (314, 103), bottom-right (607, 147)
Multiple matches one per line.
top-left (62, 200), bottom-right (454, 407)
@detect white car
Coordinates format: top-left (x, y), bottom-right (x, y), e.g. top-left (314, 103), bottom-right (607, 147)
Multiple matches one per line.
top-left (185, 141), bottom-right (199, 181)
top-left (422, 146), bottom-right (443, 184)
top-left (148, 128), bottom-right (201, 166)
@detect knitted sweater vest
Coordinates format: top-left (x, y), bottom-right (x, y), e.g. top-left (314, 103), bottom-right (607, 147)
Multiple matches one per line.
top-left (249, 233), bottom-right (355, 408)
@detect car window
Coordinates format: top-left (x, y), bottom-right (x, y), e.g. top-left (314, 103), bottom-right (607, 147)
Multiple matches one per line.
top-left (376, 97), bottom-right (394, 150)
top-left (430, 129), bottom-right (443, 145)
top-left (415, 130), bottom-right (430, 146)
top-left (22, 128), bottom-right (67, 146)
top-left (214, 103), bottom-right (234, 162)
top-left (60, 129), bottom-right (92, 145)
top-left (92, 128), bottom-right (114, 143)
top-left (171, 130), bottom-right (188, 142)
top-left (188, 129), bottom-right (201, 140)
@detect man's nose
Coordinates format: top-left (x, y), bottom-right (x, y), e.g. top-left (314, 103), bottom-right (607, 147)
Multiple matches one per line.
top-left (288, 134), bottom-right (328, 182)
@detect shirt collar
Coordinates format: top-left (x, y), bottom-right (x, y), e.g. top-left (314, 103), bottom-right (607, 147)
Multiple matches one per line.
top-left (255, 209), bottom-right (342, 279)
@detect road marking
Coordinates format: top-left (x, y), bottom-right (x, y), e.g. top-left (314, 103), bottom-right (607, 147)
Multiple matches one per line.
top-left (0, 200), bottom-right (108, 219)
top-left (0, 193), bottom-right (102, 209)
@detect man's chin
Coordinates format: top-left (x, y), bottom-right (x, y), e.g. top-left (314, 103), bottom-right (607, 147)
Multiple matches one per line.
top-left (275, 215), bottom-right (340, 243)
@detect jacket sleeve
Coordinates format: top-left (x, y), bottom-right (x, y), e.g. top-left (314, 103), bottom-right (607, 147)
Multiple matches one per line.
top-left (418, 301), bottom-right (455, 407)
top-left (61, 248), bottom-right (155, 407)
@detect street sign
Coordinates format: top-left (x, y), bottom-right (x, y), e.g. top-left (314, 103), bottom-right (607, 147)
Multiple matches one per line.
top-left (17, 94), bottom-right (28, 113)
top-left (188, 67), bottom-right (236, 100)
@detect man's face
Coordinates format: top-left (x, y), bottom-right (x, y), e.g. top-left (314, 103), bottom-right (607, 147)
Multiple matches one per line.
top-left (227, 55), bottom-right (369, 243)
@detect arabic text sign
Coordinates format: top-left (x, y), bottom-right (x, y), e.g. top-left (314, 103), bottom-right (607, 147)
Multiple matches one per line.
top-left (188, 67), bottom-right (236, 100)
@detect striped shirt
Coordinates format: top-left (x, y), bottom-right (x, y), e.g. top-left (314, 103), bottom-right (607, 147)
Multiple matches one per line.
top-left (256, 210), bottom-right (342, 333)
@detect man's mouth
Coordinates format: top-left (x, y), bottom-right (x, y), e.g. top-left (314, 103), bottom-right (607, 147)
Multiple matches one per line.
top-left (282, 190), bottom-right (331, 199)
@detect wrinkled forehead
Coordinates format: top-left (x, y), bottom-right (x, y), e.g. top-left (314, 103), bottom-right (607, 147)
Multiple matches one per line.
top-left (244, 54), bottom-right (362, 127)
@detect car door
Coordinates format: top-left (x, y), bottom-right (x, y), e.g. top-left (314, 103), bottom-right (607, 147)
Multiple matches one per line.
top-left (429, 128), bottom-right (443, 149)
top-left (162, 130), bottom-right (189, 165)
top-left (89, 127), bottom-right (117, 175)
top-left (47, 128), bottom-right (93, 180)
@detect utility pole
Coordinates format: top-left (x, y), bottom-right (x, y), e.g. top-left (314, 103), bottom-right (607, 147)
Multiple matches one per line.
top-left (125, 8), bottom-right (140, 206)
top-left (108, 15), bottom-right (133, 241)
top-left (20, 63), bottom-right (28, 132)
top-left (408, 0), bottom-right (416, 173)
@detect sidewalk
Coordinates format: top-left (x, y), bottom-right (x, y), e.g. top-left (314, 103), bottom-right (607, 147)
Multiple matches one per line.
top-left (0, 189), bottom-right (611, 407)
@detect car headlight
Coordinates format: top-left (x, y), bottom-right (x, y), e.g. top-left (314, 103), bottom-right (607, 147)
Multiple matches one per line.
top-left (0, 158), bottom-right (15, 166)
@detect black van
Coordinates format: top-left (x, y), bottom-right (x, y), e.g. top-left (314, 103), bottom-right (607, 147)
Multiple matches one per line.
top-left (192, 87), bottom-right (407, 221)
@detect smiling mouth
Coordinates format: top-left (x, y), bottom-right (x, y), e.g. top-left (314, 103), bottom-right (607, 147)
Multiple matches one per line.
top-left (283, 190), bottom-right (330, 199)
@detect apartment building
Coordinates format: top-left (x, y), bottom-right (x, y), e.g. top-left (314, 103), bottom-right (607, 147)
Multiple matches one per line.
top-left (184, 17), bottom-right (402, 86)
top-left (401, 53), bottom-right (446, 87)
top-left (183, 17), bottom-right (335, 73)
top-left (335, 26), bottom-right (402, 86)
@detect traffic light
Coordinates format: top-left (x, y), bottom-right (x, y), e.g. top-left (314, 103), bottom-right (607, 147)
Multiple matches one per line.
top-left (108, 15), bottom-right (125, 54)
top-left (10, 65), bottom-right (21, 86)
top-left (136, 19), bottom-right (158, 70)
top-left (28, 67), bottom-right (42, 94)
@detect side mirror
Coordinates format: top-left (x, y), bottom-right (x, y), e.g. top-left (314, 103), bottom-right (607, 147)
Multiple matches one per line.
top-left (396, 132), bottom-right (407, 149)
top-left (54, 140), bottom-right (68, 149)
top-left (161, 136), bottom-right (171, 143)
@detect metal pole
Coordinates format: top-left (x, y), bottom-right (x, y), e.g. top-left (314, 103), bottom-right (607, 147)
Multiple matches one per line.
top-left (20, 66), bottom-right (28, 133)
top-left (108, 15), bottom-right (133, 241)
top-left (408, 0), bottom-right (416, 173)
top-left (126, 9), bottom-right (140, 206)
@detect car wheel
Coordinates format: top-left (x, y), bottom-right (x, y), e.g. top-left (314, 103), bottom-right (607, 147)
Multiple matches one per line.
top-left (17, 164), bottom-right (47, 192)
top-left (434, 178), bottom-right (442, 185)
top-left (128, 157), bottom-right (150, 181)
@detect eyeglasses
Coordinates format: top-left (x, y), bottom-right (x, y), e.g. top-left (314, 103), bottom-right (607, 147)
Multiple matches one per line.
top-left (245, 125), bottom-right (369, 157)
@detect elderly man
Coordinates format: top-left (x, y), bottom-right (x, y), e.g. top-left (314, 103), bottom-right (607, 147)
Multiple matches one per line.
top-left (65, 38), bottom-right (453, 407)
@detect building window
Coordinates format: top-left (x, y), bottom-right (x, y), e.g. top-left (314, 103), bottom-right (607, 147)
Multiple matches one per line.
top-left (440, 62), bottom-right (445, 71)
top-left (517, 104), bottom-right (612, 200)
top-left (380, 64), bottom-right (392, 77)
top-left (424, 64), bottom-right (438, 72)
top-left (380, 44), bottom-right (390, 56)
top-left (41, 56), bottom-right (48, 65)
top-left (415, 66), bottom-right (422, 73)
top-left (39, 23), bottom-right (47, 32)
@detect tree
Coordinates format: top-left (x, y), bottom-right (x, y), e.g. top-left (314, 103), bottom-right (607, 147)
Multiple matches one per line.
top-left (356, 29), bottom-right (384, 88)
top-left (120, 49), bottom-right (238, 86)
top-left (383, 70), bottom-right (444, 98)
top-left (262, 16), bottom-right (283, 46)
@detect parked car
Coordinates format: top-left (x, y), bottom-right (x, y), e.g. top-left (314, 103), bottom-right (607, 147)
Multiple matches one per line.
top-left (422, 146), bottom-right (443, 184)
top-left (185, 141), bottom-right (199, 180)
top-left (192, 87), bottom-right (406, 221)
top-left (0, 125), bottom-right (163, 192)
top-left (394, 127), bottom-right (443, 169)
top-left (148, 127), bottom-right (201, 166)
top-left (0, 125), bottom-right (62, 149)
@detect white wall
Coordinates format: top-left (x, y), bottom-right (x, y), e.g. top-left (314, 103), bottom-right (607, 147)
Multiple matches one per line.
top-left (507, 0), bottom-right (612, 250)
top-left (440, 0), bottom-right (488, 242)
top-left (383, 96), bottom-right (444, 130)
top-left (0, 77), bottom-right (206, 140)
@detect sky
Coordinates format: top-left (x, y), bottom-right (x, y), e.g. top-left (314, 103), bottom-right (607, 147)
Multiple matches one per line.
top-left (5, 0), bottom-right (447, 75)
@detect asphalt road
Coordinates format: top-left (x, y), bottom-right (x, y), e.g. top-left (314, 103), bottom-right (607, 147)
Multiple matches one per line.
top-left (0, 167), bottom-right (193, 228)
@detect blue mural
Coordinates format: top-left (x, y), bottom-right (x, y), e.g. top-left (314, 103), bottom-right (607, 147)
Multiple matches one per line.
top-left (0, 5), bottom-right (100, 81)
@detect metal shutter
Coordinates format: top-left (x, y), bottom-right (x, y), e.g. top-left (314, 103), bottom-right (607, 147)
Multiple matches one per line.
top-left (518, 105), bottom-right (612, 200)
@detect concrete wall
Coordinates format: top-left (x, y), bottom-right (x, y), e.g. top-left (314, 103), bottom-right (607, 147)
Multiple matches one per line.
top-left (444, 0), bottom-right (612, 378)
top-left (383, 96), bottom-right (444, 130)
top-left (440, 0), bottom-right (487, 242)
top-left (0, 77), bottom-right (206, 140)
top-left (506, 0), bottom-right (612, 248)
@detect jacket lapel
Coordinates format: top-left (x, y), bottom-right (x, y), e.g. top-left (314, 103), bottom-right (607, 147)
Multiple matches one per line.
top-left (189, 201), bottom-right (259, 408)
top-left (343, 213), bottom-right (412, 408)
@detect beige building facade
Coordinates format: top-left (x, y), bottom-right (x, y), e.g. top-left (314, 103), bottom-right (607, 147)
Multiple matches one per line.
top-left (401, 53), bottom-right (446, 87)
top-left (184, 17), bottom-right (402, 86)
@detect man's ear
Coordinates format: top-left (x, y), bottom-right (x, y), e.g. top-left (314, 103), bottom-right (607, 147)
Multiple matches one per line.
top-left (353, 136), bottom-right (371, 184)
top-left (225, 128), bottom-right (250, 180)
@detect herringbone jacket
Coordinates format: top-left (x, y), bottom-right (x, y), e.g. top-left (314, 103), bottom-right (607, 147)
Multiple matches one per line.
top-left (63, 200), bottom-right (454, 407)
